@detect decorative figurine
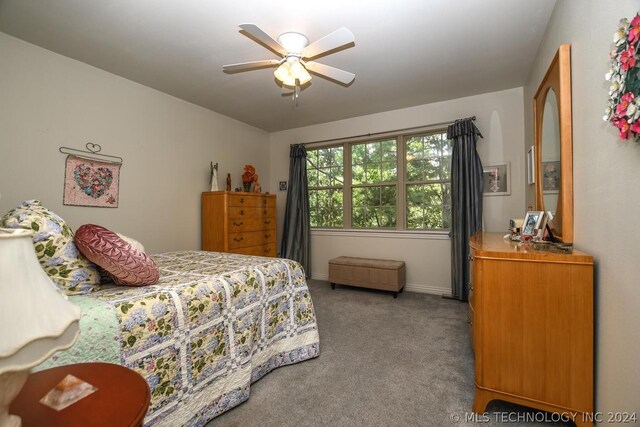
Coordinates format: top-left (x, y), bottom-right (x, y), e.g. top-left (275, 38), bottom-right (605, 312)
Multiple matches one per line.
top-left (209, 162), bottom-right (219, 192)
top-left (226, 173), bottom-right (231, 191)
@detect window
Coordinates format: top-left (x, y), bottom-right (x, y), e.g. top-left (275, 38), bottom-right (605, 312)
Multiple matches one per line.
top-left (351, 139), bottom-right (397, 228)
top-left (405, 132), bottom-right (452, 230)
top-left (307, 146), bottom-right (344, 228)
top-left (307, 129), bottom-right (452, 231)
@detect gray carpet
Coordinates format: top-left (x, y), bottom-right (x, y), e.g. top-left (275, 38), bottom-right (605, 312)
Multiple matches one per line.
top-left (209, 280), bottom-right (572, 426)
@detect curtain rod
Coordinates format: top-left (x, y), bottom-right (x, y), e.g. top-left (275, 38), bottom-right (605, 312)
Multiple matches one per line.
top-left (296, 116), bottom-right (476, 147)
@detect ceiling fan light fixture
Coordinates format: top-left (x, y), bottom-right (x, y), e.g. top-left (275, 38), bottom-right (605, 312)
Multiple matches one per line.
top-left (276, 32), bottom-right (309, 54)
top-left (274, 58), bottom-right (311, 87)
top-left (274, 61), bottom-right (291, 83)
top-left (289, 61), bottom-right (311, 84)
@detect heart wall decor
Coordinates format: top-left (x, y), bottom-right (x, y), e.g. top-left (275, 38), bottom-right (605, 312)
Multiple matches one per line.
top-left (64, 155), bottom-right (121, 207)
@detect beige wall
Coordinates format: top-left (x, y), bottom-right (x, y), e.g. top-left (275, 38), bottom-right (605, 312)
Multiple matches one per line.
top-left (0, 33), bottom-right (270, 253)
top-left (523, 0), bottom-right (640, 415)
top-left (270, 88), bottom-right (525, 295)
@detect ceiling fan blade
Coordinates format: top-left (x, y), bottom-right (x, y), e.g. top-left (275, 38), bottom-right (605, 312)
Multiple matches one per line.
top-left (305, 62), bottom-right (355, 85)
top-left (223, 59), bottom-right (280, 72)
top-left (302, 27), bottom-right (355, 59)
top-left (239, 23), bottom-right (287, 56)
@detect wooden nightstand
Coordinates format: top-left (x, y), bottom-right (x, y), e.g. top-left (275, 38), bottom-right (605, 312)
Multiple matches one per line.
top-left (10, 363), bottom-right (150, 427)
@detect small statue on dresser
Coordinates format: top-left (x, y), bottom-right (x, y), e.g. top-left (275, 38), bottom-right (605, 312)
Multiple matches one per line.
top-left (226, 173), bottom-right (231, 191)
top-left (253, 175), bottom-right (262, 193)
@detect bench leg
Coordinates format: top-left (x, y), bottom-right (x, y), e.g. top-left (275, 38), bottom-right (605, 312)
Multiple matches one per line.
top-left (393, 291), bottom-right (398, 298)
top-left (331, 283), bottom-right (336, 290)
top-left (399, 287), bottom-right (404, 293)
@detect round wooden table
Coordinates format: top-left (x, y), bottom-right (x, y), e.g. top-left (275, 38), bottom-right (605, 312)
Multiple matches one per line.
top-left (10, 363), bottom-right (150, 427)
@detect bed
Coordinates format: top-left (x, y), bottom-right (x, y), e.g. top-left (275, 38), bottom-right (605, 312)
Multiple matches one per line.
top-left (37, 250), bottom-right (320, 426)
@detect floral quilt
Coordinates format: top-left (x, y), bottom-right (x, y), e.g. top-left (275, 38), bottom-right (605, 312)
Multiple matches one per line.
top-left (38, 251), bottom-right (320, 426)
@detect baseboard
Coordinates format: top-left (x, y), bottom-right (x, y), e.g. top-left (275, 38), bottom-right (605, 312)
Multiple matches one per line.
top-left (310, 273), bottom-right (450, 297)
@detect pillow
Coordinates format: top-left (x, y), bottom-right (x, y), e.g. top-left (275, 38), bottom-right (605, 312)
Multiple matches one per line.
top-left (116, 233), bottom-right (145, 253)
top-left (74, 224), bottom-right (159, 286)
top-left (0, 200), bottom-right (100, 294)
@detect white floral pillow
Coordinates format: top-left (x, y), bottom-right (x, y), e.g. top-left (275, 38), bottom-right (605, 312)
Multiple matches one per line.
top-left (0, 200), bottom-right (100, 294)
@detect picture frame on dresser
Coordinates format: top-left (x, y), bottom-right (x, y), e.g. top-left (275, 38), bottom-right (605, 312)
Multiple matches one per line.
top-left (522, 211), bottom-right (544, 237)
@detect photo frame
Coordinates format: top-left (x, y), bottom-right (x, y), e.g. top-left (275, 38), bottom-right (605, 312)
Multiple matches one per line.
top-left (542, 160), bottom-right (560, 193)
top-left (522, 210), bottom-right (545, 237)
top-left (527, 146), bottom-right (535, 184)
top-left (482, 163), bottom-right (510, 196)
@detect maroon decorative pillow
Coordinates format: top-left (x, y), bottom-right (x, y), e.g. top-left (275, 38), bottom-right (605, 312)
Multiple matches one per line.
top-left (74, 224), bottom-right (159, 286)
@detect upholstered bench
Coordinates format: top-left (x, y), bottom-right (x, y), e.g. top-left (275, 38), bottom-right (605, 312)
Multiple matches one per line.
top-left (328, 256), bottom-right (406, 298)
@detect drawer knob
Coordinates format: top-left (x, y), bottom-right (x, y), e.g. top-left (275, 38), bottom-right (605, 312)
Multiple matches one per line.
top-left (240, 198), bottom-right (245, 203)
top-left (468, 254), bottom-right (474, 262)
top-left (264, 248), bottom-right (271, 253)
top-left (264, 220), bottom-right (271, 224)
top-left (265, 234), bottom-right (271, 238)
top-left (263, 210), bottom-right (267, 215)
top-left (240, 209), bottom-right (245, 215)
top-left (233, 221), bottom-right (244, 226)
top-left (467, 315), bottom-right (472, 326)
top-left (233, 237), bottom-right (244, 242)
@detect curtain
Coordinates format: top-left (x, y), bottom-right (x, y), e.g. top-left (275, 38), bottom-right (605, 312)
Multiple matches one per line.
top-left (281, 144), bottom-right (311, 277)
top-left (447, 118), bottom-right (483, 301)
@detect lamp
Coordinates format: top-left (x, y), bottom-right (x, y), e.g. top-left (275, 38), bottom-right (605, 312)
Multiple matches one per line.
top-left (274, 57), bottom-right (312, 87)
top-left (0, 228), bottom-right (81, 427)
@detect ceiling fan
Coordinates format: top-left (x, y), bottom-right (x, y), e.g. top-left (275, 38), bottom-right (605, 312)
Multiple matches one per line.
top-left (223, 24), bottom-right (356, 89)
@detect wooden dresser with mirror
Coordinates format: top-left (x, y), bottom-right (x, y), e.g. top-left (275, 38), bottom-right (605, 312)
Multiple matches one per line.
top-left (470, 44), bottom-right (595, 426)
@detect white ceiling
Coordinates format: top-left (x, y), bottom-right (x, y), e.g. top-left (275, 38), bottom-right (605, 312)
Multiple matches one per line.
top-left (0, 0), bottom-right (556, 132)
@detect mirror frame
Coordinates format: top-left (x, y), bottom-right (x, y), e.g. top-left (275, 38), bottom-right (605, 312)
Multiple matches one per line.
top-left (533, 44), bottom-right (573, 244)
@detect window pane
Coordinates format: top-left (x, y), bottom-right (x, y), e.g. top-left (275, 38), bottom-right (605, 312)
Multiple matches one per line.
top-left (406, 183), bottom-right (449, 230)
top-left (352, 164), bottom-right (365, 185)
top-left (380, 161), bottom-right (397, 182)
top-left (318, 168), bottom-right (330, 186)
top-left (365, 165), bottom-right (381, 182)
top-left (365, 142), bottom-right (381, 163)
top-left (352, 144), bottom-right (365, 164)
top-left (309, 189), bottom-right (343, 228)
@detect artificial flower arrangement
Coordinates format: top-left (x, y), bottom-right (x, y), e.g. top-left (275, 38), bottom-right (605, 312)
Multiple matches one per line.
top-left (604, 13), bottom-right (640, 141)
top-left (241, 165), bottom-right (257, 191)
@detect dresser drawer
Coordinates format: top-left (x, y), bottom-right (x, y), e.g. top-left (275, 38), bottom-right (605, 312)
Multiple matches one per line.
top-left (233, 243), bottom-right (276, 257)
top-left (228, 230), bottom-right (276, 249)
top-left (228, 206), bottom-right (275, 220)
top-left (227, 194), bottom-right (275, 209)
top-left (228, 216), bottom-right (275, 233)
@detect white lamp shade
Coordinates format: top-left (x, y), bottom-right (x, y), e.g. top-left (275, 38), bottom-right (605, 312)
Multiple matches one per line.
top-left (274, 62), bottom-right (291, 84)
top-left (274, 59), bottom-right (312, 87)
top-left (0, 228), bottom-right (80, 375)
top-left (289, 61), bottom-right (312, 85)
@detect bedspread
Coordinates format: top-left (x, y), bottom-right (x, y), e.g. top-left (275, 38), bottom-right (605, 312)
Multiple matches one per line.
top-left (38, 251), bottom-right (320, 426)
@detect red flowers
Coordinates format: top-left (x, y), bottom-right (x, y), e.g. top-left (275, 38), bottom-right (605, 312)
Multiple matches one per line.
top-left (628, 15), bottom-right (640, 44)
top-left (242, 165), bottom-right (257, 183)
top-left (605, 14), bottom-right (640, 142)
top-left (620, 45), bottom-right (637, 70)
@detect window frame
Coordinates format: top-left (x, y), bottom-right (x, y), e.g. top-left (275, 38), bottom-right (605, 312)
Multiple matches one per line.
top-left (306, 126), bottom-right (451, 233)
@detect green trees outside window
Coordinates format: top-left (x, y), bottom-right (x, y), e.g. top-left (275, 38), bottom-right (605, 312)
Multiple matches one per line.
top-left (307, 130), bottom-right (451, 231)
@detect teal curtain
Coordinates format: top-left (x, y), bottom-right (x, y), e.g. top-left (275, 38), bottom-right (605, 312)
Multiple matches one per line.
top-left (281, 144), bottom-right (311, 277)
top-left (448, 118), bottom-right (483, 301)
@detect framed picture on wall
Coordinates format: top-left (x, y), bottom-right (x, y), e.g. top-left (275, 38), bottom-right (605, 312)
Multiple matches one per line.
top-left (542, 161), bottom-right (560, 193)
top-left (482, 163), bottom-right (510, 196)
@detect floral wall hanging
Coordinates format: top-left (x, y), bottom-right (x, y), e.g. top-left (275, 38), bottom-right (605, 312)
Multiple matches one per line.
top-left (63, 155), bottom-right (121, 207)
top-left (604, 13), bottom-right (640, 141)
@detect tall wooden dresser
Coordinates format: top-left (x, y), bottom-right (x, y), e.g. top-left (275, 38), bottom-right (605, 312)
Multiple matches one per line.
top-left (201, 191), bottom-right (276, 257)
top-left (469, 232), bottom-right (594, 426)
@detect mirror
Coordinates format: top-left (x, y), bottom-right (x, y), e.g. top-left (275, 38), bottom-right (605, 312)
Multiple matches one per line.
top-left (533, 44), bottom-right (573, 243)
top-left (541, 89), bottom-right (560, 213)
